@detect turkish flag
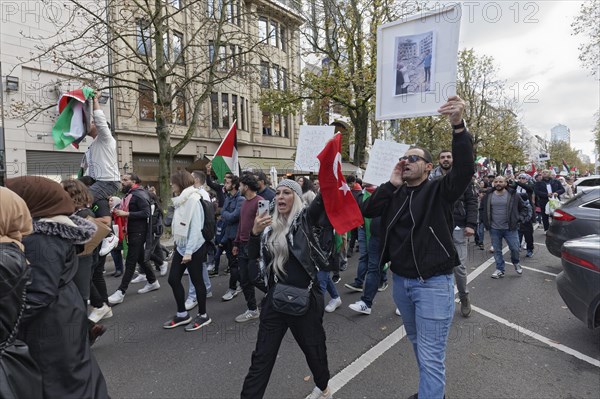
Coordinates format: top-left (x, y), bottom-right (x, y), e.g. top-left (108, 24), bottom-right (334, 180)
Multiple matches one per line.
top-left (317, 133), bottom-right (363, 234)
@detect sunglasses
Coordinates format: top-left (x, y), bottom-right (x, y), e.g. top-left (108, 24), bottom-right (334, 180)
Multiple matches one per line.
top-left (400, 154), bottom-right (429, 163)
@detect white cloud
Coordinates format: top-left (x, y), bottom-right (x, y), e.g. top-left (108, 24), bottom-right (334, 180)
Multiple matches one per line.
top-left (455, 0), bottom-right (599, 159)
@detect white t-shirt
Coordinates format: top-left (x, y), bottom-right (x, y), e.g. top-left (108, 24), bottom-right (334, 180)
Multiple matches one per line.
top-left (84, 110), bottom-right (120, 181)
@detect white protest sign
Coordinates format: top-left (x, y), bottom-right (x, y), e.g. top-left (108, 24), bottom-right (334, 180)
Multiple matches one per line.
top-left (363, 139), bottom-right (410, 186)
top-left (295, 125), bottom-right (335, 172)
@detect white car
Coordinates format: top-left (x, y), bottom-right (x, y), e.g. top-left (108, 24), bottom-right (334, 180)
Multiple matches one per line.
top-left (573, 175), bottom-right (600, 194)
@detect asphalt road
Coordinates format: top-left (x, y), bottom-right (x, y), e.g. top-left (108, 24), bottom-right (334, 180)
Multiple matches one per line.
top-left (93, 227), bottom-right (600, 398)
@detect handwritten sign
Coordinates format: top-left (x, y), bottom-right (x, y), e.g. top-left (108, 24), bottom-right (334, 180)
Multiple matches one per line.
top-left (295, 125), bottom-right (335, 172)
top-left (363, 139), bottom-right (410, 186)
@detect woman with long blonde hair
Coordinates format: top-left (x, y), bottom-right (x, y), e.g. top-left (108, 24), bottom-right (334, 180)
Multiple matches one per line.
top-left (241, 179), bottom-right (332, 399)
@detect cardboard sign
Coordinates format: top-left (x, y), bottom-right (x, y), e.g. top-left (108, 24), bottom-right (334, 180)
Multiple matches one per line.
top-left (294, 125), bottom-right (335, 172)
top-left (363, 139), bottom-right (410, 186)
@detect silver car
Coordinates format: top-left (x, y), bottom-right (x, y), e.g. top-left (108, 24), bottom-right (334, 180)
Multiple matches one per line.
top-left (556, 235), bottom-right (600, 329)
top-left (546, 188), bottom-right (600, 258)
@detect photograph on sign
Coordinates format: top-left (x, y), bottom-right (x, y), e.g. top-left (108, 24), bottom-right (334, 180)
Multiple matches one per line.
top-left (376, 4), bottom-right (461, 120)
top-left (363, 139), bottom-right (410, 186)
top-left (394, 31), bottom-right (435, 96)
top-left (294, 125), bottom-right (335, 172)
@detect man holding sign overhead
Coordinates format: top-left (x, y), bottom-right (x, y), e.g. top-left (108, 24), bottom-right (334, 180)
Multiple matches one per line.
top-left (363, 95), bottom-right (473, 399)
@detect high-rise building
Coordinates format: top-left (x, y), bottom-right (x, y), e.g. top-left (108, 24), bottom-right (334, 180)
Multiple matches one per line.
top-left (551, 124), bottom-right (570, 144)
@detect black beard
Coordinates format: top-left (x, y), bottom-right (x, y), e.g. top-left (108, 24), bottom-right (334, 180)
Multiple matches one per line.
top-left (121, 185), bottom-right (131, 194)
top-left (495, 186), bottom-right (504, 191)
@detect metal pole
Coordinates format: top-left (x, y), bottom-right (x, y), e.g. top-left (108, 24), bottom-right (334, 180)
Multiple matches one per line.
top-left (105, 0), bottom-right (116, 135)
top-left (0, 62), bottom-right (7, 186)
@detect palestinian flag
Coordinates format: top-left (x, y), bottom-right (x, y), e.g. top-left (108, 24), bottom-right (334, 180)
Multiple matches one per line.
top-left (562, 159), bottom-right (570, 174)
top-left (52, 87), bottom-right (95, 149)
top-left (212, 120), bottom-right (239, 182)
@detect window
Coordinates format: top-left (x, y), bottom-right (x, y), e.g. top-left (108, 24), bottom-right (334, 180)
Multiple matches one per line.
top-left (208, 41), bottom-right (215, 64)
top-left (260, 61), bottom-right (269, 88)
top-left (232, 95), bottom-right (238, 124)
top-left (583, 199), bottom-right (600, 209)
top-left (269, 21), bottom-right (278, 47)
top-left (207, 0), bottom-right (214, 17)
top-left (137, 20), bottom-right (152, 55)
top-left (258, 17), bottom-right (268, 42)
top-left (173, 91), bottom-right (186, 125)
top-left (163, 32), bottom-right (169, 61)
top-left (240, 96), bottom-right (245, 130)
top-left (227, 0), bottom-right (236, 23)
top-left (173, 31), bottom-right (183, 63)
top-left (280, 26), bottom-right (286, 52)
top-left (139, 80), bottom-right (155, 121)
top-left (168, 0), bottom-right (181, 8)
top-left (219, 46), bottom-right (226, 71)
top-left (210, 92), bottom-right (219, 128)
top-left (271, 65), bottom-right (279, 90)
top-left (281, 68), bottom-right (288, 90)
top-left (221, 93), bottom-right (229, 127)
top-left (273, 114), bottom-right (281, 136)
top-left (282, 115), bottom-right (288, 138)
top-left (230, 45), bottom-right (236, 70)
top-left (262, 112), bottom-right (272, 135)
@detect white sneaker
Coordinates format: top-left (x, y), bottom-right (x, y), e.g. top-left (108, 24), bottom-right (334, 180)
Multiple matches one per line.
top-left (206, 291), bottom-right (213, 298)
top-left (489, 246), bottom-right (494, 253)
top-left (108, 290), bottom-right (125, 305)
top-left (395, 308), bottom-right (401, 316)
top-left (222, 288), bottom-right (238, 301)
top-left (99, 235), bottom-right (119, 256)
top-left (137, 281), bottom-right (160, 294)
top-left (159, 261), bottom-right (168, 276)
top-left (235, 309), bottom-right (260, 323)
top-left (206, 263), bottom-right (215, 272)
top-left (88, 303), bottom-right (113, 323)
top-left (305, 386), bottom-right (332, 399)
top-left (349, 300), bottom-right (371, 315)
top-left (131, 274), bottom-right (147, 284)
top-left (185, 298), bottom-right (198, 311)
top-left (325, 297), bottom-right (342, 313)
top-left (184, 269), bottom-right (189, 275)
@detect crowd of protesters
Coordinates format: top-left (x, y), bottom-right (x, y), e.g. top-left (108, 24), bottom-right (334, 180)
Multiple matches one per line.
top-left (2, 93), bottom-right (590, 399)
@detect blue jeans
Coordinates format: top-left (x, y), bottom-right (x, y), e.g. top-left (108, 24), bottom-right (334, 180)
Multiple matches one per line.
top-left (187, 263), bottom-right (212, 301)
top-left (489, 228), bottom-right (520, 272)
top-left (361, 235), bottom-right (381, 308)
top-left (476, 222), bottom-right (485, 244)
top-left (317, 270), bottom-right (339, 300)
top-left (393, 273), bottom-right (454, 399)
top-left (355, 228), bottom-right (387, 286)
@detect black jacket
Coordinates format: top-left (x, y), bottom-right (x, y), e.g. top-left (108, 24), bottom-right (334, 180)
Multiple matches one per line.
top-left (363, 131), bottom-right (475, 280)
top-left (18, 217), bottom-right (109, 399)
top-left (0, 243), bottom-right (43, 399)
top-left (248, 194), bottom-right (325, 288)
top-left (479, 188), bottom-right (529, 231)
top-left (534, 178), bottom-right (565, 204)
top-left (431, 167), bottom-right (478, 229)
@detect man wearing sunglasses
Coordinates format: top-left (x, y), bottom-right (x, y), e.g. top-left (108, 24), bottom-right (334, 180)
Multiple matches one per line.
top-left (362, 95), bottom-right (473, 399)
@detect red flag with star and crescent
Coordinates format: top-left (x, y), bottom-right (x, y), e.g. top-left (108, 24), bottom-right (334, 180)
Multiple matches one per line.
top-left (317, 133), bottom-right (363, 234)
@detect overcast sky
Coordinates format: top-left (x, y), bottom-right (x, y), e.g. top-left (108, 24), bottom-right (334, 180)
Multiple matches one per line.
top-left (454, 0), bottom-right (599, 159)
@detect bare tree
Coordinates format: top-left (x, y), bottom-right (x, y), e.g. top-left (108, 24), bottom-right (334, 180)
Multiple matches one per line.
top-left (10, 0), bottom-right (266, 205)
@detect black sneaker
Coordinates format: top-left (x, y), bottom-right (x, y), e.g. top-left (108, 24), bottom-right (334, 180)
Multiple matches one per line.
top-left (208, 269), bottom-right (219, 277)
top-left (331, 275), bottom-right (341, 284)
top-left (163, 314), bottom-right (192, 329)
top-left (344, 282), bottom-right (363, 292)
top-left (339, 261), bottom-right (348, 271)
top-left (185, 314), bottom-right (212, 332)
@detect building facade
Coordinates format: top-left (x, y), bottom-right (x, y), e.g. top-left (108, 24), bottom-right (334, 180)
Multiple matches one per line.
top-left (551, 123), bottom-right (570, 144)
top-left (1, 0), bottom-right (305, 187)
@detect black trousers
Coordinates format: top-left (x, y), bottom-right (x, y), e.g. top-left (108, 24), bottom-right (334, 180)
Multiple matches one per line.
top-left (90, 253), bottom-right (109, 308)
top-left (118, 231), bottom-right (156, 293)
top-left (149, 234), bottom-right (165, 268)
top-left (519, 221), bottom-right (534, 251)
top-left (238, 243), bottom-right (267, 311)
top-left (241, 288), bottom-right (330, 398)
top-left (168, 248), bottom-right (207, 314)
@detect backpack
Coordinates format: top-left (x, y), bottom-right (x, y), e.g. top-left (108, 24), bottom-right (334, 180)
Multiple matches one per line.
top-left (200, 198), bottom-right (216, 242)
top-left (149, 195), bottom-right (164, 236)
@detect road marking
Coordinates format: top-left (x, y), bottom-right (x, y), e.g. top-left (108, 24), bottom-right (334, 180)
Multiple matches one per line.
top-left (329, 245), bottom-right (596, 395)
top-left (471, 305), bottom-right (600, 368)
top-left (330, 247), bottom-right (510, 394)
top-left (504, 262), bottom-right (559, 277)
top-left (535, 242), bottom-right (547, 246)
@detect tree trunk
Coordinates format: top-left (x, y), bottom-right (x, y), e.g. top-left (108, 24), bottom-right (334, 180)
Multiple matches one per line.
top-left (156, 122), bottom-right (172, 208)
top-left (351, 107), bottom-right (369, 167)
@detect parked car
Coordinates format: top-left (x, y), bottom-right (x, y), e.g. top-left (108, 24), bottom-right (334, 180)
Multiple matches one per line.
top-left (556, 235), bottom-right (600, 329)
top-left (546, 188), bottom-right (600, 258)
top-left (572, 175), bottom-right (600, 194)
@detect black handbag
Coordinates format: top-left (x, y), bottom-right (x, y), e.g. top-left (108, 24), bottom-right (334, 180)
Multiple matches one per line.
top-left (271, 280), bottom-right (313, 316)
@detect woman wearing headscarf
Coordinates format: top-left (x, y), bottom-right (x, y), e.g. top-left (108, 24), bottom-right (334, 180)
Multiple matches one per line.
top-left (0, 186), bottom-right (43, 399)
top-left (6, 176), bottom-right (109, 399)
top-left (241, 179), bottom-right (332, 399)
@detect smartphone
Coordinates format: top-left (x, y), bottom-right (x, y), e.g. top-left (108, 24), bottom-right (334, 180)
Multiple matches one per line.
top-left (257, 199), bottom-right (270, 216)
